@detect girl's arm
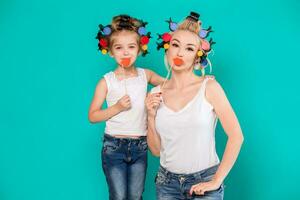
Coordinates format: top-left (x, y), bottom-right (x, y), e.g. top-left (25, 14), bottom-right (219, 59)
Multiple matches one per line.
top-left (145, 68), bottom-right (215, 86)
top-left (144, 69), bottom-right (165, 86)
top-left (190, 79), bottom-right (244, 195)
top-left (88, 78), bottom-right (130, 123)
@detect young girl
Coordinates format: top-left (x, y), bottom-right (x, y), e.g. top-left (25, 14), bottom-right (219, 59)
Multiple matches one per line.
top-left (146, 12), bottom-right (244, 199)
top-left (88, 14), bottom-right (164, 200)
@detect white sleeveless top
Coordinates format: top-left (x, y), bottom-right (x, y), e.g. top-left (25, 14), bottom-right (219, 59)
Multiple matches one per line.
top-left (103, 68), bottom-right (148, 136)
top-left (151, 77), bottom-right (220, 174)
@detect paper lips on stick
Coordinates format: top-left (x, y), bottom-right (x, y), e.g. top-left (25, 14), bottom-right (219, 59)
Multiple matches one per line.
top-left (121, 58), bottom-right (131, 67)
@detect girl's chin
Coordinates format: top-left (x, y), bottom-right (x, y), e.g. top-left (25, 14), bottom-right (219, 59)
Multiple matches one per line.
top-left (120, 62), bottom-right (134, 68)
top-left (123, 65), bottom-right (133, 69)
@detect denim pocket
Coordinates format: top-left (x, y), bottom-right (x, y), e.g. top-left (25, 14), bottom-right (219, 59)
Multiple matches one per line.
top-left (102, 140), bottom-right (120, 153)
top-left (204, 183), bottom-right (224, 196)
top-left (138, 140), bottom-right (148, 152)
top-left (155, 170), bottom-right (168, 186)
top-left (193, 173), bottom-right (224, 195)
top-left (201, 178), bottom-right (224, 196)
top-left (202, 174), bottom-right (215, 182)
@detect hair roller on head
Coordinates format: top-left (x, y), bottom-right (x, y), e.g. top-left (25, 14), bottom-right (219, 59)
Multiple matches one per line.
top-left (156, 11), bottom-right (216, 76)
top-left (96, 14), bottom-right (152, 56)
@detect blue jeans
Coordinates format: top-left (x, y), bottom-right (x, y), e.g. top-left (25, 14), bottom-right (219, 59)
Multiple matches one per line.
top-left (155, 165), bottom-right (224, 200)
top-left (101, 134), bottom-right (148, 200)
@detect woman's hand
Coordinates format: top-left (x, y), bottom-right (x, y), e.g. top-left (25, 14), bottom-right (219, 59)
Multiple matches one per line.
top-left (145, 92), bottom-right (162, 118)
top-left (116, 95), bottom-right (131, 111)
top-left (189, 178), bottom-right (222, 196)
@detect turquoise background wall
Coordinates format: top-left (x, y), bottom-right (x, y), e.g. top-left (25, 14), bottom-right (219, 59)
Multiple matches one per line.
top-left (1, 0), bottom-right (299, 199)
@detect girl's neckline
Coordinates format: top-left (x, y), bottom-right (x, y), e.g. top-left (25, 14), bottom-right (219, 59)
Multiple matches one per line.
top-left (112, 68), bottom-right (140, 81)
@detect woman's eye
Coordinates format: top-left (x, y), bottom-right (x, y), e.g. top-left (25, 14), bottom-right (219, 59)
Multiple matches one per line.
top-left (171, 43), bottom-right (179, 47)
top-left (187, 47), bottom-right (194, 51)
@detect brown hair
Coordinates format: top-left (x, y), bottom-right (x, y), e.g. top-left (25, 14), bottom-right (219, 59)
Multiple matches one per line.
top-left (108, 15), bottom-right (142, 50)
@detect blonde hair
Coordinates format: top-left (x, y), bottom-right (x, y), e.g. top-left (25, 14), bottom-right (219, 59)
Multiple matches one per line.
top-left (177, 18), bottom-right (202, 35)
top-left (163, 18), bottom-right (204, 76)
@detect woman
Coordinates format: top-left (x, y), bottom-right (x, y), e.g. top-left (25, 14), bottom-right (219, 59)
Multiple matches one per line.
top-left (146, 12), bottom-right (244, 199)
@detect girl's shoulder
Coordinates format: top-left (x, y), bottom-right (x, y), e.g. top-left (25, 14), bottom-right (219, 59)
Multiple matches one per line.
top-left (136, 67), bottom-right (148, 74)
top-left (135, 67), bottom-right (148, 81)
top-left (140, 67), bottom-right (159, 83)
top-left (150, 85), bottom-right (161, 94)
top-left (102, 70), bottom-right (115, 81)
top-left (101, 71), bottom-right (115, 90)
top-left (103, 70), bottom-right (114, 77)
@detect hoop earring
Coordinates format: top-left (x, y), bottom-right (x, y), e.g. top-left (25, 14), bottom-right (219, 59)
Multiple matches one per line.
top-left (194, 62), bottom-right (201, 70)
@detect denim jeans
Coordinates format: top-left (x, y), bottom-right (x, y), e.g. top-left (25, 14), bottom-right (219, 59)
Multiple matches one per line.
top-left (155, 165), bottom-right (224, 200)
top-left (101, 134), bottom-right (148, 200)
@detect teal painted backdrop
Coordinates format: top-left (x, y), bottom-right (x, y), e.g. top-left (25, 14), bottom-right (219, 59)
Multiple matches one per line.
top-left (1, 0), bottom-right (299, 199)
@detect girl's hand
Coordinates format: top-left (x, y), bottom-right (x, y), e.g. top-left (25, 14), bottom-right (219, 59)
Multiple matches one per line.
top-left (116, 95), bottom-right (131, 111)
top-left (145, 92), bottom-right (162, 118)
top-left (189, 179), bottom-right (222, 196)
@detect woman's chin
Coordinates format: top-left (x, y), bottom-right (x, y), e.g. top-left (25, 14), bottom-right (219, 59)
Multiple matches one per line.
top-left (172, 64), bottom-right (187, 71)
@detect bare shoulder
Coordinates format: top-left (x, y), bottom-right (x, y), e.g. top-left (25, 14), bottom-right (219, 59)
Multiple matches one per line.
top-left (205, 78), bottom-right (226, 102)
top-left (143, 68), bottom-right (152, 74)
top-left (143, 68), bottom-right (153, 80)
top-left (206, 78), bottom-right (222, 90)
top-left (96, 77), bottom-right (108, 92)
top-left (98, 77), bottom-right (107, 86)
top-left (150, 84), bottom-right (161, 94)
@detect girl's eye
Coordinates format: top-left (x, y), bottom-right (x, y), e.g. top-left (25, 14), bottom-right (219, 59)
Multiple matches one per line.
top-left (115, 46), bottom-right (122, 50)
top-left (187, 47), bottom-right (194, 51)
top-left (171, 43), bottom-right (179, 47)
top-left (129, 45), bottom-right (136, 49)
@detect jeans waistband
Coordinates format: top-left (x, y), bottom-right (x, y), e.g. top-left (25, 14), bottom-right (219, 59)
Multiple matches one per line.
top-left (158, 164), bottom-right (219, 180)
top-left (103, 134), bottom-right (146, 144)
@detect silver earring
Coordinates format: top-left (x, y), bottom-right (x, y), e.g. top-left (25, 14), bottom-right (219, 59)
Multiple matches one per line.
top-left (194, 62), bottom-right (201, 70)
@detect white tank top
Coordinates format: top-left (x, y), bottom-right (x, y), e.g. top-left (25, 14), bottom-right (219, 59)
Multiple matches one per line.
top-left (103, 68), bottom-right (148, 136)
top-left (152, 77), bottom-right (220, 174)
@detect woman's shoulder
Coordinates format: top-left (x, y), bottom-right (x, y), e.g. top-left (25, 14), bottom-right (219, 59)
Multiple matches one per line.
top-left (205, 76), bottom-right (222, 90)
top-left (205, 76), bottom-right (226, 103)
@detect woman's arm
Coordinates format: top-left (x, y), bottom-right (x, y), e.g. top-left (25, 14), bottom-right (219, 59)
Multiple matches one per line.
top-left (190, 79), bottom-right (244, 195)
top-left (206, 79), bottom-right (244, 185)
top-left (145, 92), bottom-right (162, 156)
top-left (88, 78), bottom-right (130, 123)
top-left (144, 69), bottom-right (165, 86)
